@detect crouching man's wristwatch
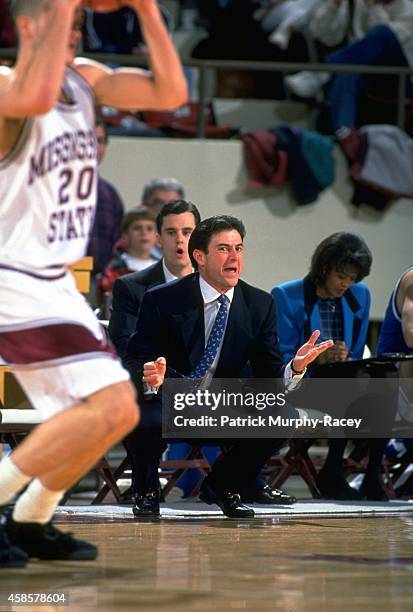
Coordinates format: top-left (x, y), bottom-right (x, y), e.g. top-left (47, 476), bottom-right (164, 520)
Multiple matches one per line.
top-left (291, 360), bottom-right (305, 376)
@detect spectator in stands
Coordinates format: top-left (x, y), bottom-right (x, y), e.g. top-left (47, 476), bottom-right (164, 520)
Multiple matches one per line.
top-left (141, 177), bottom-right (186, 259)
top-left (98, 209), bottom-right (158, 301)
top-left (272, 232), bottom-right (391, 500)
top-left (255, 0), bottom-right (319, 51)
top-left (192, 0), bottom-right (310, 98)
top-left (285, 0), bottom-right (355, 97)
top-left (107, 177), bottom-right (185, 271)
top-left (141, 177), bottom-right (186, 218)
top-left (179, 0), bottom-right (202, 30)
top-left (87, 118), bottom-right (125, 277)
top-left (82, 2), bottom-right (173, 56)
top-left (285, 0), bottom-right (413, 159)
top-left (0, 0), bottom-right (17, 50)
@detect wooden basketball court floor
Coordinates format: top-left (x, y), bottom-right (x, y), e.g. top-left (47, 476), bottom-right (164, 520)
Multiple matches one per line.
top-left (2, 501), bottom-right (413, 611)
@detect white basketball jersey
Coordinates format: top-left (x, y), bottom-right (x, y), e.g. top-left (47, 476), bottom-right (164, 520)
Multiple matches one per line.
top-left (0, 66), bottom-right (97, 274)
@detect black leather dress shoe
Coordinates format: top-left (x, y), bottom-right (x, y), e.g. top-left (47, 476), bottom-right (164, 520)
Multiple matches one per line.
top-left (360, 478), bottom-right (389, 501)
top-left (199, 482), bottom-right (255, 518)
top-left (241, 485), bottom-right (296, 505)
top-left (316, 471), bottom-right (362, 501)
top-left (132, 492), bottom-right (160, 518)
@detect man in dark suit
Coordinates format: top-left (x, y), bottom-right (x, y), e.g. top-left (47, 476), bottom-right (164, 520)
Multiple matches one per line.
top-left (109, 200), bottom-right (201, 360)
top-left (125, 215), bottom-right (333, 518)
top-left (109, 199), bottom-right (204, 502)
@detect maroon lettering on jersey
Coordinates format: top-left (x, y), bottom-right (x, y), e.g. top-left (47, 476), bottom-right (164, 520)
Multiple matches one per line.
top-left (28, 129), bottom-right (97, 186)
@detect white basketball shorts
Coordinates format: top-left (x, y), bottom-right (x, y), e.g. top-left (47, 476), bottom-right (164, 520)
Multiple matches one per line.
top-left (0, 267), bottom-right (129, 417)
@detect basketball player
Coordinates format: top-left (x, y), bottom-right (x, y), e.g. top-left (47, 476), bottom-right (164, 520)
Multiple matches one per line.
top-left (0, 0), bottom-right (187, 566)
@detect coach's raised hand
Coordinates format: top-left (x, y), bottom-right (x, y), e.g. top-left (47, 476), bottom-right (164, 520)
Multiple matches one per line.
top-left (292, 330), bottom-right (334, 374)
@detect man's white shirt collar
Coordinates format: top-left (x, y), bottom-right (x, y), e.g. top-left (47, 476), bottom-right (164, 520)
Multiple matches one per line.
top-left (162, 260), bottom-right (194, 284)
top-left (199, 276), bottom-right (234, 305)
top-left (162, 260), bottom-right (177, 283)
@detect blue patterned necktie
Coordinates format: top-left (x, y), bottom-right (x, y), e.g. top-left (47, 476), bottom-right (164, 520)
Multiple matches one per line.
top-left (188, 294), bottom-right (229, 379)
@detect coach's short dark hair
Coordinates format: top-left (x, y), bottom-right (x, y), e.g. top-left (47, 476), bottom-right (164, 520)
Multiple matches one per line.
top-left (189, 215), bottom-right (246, 269)
top-left (156, 200), bottom-right (201, 233)
top-left (309, 232), bottom-right (372, 286)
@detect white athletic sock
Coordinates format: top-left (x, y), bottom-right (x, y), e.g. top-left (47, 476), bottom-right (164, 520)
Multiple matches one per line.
top-left (0, 456), bottom-right (32, 505)
top-left (13, 479), bottom-right (64, 524)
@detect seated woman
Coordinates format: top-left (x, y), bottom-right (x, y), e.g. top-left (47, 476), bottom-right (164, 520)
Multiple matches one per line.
top-left (271, 232), bottom-right (391, 501)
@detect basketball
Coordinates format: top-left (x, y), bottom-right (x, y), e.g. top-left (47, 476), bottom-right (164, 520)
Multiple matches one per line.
top-left (82, 1), bottom-right (123, 11)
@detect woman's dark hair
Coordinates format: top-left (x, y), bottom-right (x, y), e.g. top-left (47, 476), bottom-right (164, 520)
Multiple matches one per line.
top-left (189, 215), bottom-right (246, 270)
top-left (309, 232), bottom-right (372, 286)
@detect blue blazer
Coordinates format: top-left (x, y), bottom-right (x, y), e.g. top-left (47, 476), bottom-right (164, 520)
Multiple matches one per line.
top-left (271, 276), bottom-right (371, 364)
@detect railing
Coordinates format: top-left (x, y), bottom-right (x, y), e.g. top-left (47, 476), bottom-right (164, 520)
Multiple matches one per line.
top-left (1, 48), bottom-right (412, 138)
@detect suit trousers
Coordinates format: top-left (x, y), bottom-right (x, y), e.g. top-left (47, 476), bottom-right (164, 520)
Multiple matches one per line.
top-left (123, 399), bottom-right (286, 495)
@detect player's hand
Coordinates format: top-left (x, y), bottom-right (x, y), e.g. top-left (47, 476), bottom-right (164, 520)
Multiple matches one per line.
top-left (143, 357), bottom-right (166, 389)
top-left (292, 330), bottom-right (334, 373)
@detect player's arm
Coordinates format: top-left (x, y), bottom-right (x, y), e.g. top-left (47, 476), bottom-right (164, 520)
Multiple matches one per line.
top-left (75, 0), bottom-right (187, 110)
top-left (0, 2), bottom-right (81, 118)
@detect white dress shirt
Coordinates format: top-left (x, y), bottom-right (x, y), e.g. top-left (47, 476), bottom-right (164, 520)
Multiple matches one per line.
top-left (162, 259), bottom-right (180, 283)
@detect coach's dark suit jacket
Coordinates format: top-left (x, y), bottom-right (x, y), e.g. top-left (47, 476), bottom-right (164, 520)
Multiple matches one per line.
top-left (127, 272), bottom-right (285, 387)
top-left (124, 272), bottom-right (290, 495)
top-left (108, 260), bottom-right (165, 360)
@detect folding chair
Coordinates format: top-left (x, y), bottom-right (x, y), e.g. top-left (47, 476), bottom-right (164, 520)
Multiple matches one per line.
top-left (91, 454), bottom-right (130, 504)
top-left (264, 439), bottom-right (321, 498)
top-left (91, 445), bottom-right (213, 504)
top-left (382, 454), bottom-right (413, 499)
